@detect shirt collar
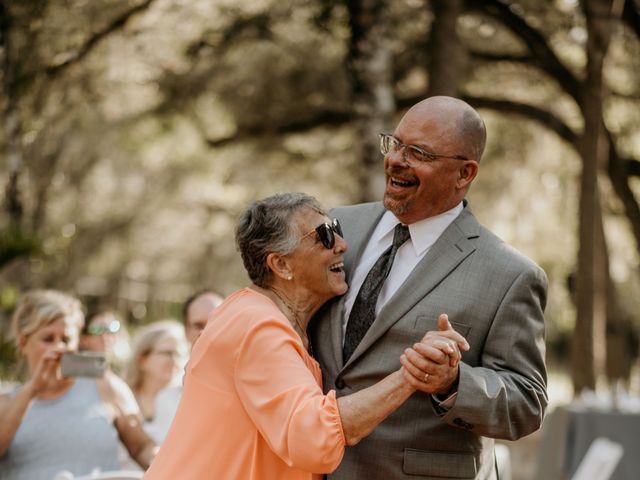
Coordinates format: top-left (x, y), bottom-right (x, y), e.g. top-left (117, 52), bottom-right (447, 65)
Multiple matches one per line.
top-left (380, 202), bottom-right (464, 256)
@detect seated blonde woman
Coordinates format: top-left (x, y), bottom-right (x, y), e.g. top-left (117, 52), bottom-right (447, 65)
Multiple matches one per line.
top-left (123, 320), bottom-right (188, 441)
top-left (0, 290), bottom-right (157, 480)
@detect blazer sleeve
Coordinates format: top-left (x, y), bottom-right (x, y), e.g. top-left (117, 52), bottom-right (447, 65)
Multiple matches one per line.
top-left (234, 316), bottom-right (346, 473)
top-left (441, 264), bottom-right (548, 440)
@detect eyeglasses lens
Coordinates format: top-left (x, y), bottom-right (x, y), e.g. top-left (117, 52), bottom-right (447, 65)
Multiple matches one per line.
top-left (380, 134), bottom-right (392, 155)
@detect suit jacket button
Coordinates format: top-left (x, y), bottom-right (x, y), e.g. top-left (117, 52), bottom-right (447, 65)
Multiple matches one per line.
top-left (335, 379), bottom-right (346, 389)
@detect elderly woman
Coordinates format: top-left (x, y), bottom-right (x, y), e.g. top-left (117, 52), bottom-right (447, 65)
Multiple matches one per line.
top-left (146, 193), bottom-right (458, 480)
top-left (0, 290), bottom-right (157, 480)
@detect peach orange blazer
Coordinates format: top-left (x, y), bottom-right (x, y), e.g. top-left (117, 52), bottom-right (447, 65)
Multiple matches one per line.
top-left (144, 288), bottom-right (345, 480)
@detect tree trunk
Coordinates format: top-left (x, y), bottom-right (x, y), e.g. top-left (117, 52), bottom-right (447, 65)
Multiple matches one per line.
top-left (571, 0), bottom-right (614, 395)
top-left (346, 0), bottom-right (395, 203)
top-left (427, 0), bottom-right (466, 97)
top-left (1, 2), bottom-right (24, 229)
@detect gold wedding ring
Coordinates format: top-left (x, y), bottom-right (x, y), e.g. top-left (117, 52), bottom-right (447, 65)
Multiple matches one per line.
top-left (423, 373), bottom-right (429, 383)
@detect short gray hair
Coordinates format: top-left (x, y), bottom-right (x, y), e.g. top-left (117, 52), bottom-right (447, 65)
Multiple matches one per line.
top-left (236, 192), bottom-right (324, 288)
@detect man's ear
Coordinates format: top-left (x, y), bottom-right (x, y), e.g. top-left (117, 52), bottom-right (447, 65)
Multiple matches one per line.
top-left (456, 160), bottom-right (479, 190)
top-left (265, 252), bottom-right (293, 281)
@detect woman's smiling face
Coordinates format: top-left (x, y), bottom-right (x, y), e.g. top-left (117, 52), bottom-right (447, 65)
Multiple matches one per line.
top-left (20, 316), bottom-right (79, 374)
top-left (287, 208), bottom-right (348, 303)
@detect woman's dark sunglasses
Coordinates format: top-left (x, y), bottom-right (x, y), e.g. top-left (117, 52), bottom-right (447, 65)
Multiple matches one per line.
top-left (301, 218), bottom-right (343, 249)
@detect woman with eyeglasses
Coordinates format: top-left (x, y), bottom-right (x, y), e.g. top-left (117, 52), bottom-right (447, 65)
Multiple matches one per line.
top-left (145, 193), bottom-right (455, 480)
top-left (123, 321), bottom-right (188, 442)
top-left (0, 290), bottom-right (158, 480)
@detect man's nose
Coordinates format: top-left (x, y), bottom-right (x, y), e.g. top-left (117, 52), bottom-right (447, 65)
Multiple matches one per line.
top-left (385, 147), bottom-right (410, 167)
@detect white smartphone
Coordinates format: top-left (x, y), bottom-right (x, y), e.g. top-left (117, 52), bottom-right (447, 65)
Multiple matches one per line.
top-left (60, 352), bottom-right (108, 378)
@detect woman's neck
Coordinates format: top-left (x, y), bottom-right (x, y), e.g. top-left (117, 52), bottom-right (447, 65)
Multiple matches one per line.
top-left (253, 285), bottom-right (317, 353)
top-left (35, 380), bottom-right (75, 401)
top-left (136, 378), bottom-right (168, 420)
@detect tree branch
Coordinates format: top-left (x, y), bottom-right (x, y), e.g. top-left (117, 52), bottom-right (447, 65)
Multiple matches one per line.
top-left (606, 127), bottom-right (640, 256)
top-left (204, 109), bottom-right (353, 147)
top-left (469, 0), bottom-right (582, 103)
top-left (462, 95), bottom-right (578, 144)
top-left (623, 0), bottom-right (640, 37)
top-left (45, 0), bottom-right (157, 77)
top-left (469, 50), bottom-right (531, 63)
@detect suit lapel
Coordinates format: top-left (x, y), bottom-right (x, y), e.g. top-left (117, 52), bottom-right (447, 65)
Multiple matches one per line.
top-left (329, 203), bottom-right (387, 369)
top-left (326, 296), bottom-right (346, 368)
top-left (339, 203), bottom-right (387, 285)
top-left (342, 206), bottom-right (481, 369)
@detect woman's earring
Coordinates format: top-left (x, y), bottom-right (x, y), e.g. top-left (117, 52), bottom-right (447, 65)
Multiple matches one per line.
top-left (287, 274), bottom-right (293, 280)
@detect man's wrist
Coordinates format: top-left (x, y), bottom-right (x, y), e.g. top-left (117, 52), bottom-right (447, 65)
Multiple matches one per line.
top-left (435, 369), bottom-right (460, 401)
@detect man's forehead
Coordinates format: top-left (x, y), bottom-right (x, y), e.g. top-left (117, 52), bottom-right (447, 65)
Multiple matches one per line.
top-left (188, 294), bottom-right (221, 320)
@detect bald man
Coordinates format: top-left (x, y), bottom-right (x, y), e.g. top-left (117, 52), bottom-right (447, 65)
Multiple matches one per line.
top-left (310, 96), bottom-right (547, 480)
top-left (182, 290), bottom-right (224, 347)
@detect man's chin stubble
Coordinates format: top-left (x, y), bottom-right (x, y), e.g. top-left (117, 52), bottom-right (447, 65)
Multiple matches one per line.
top-left (383, 194), bottom-right (410, 217)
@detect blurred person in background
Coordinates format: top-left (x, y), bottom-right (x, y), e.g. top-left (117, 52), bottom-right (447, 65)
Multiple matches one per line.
top-left (145, 192), bottom-right (465, 480)
top-left (147, 290), bottom-right (223, 443)
top-left (123, 320), bottom-right (188, 443)
top-left (0, 290), bottom-right (157, 480)
top-left (80, 309), bottom-right (130, 373)
top-left (182, 290), bottom-right (224, 347)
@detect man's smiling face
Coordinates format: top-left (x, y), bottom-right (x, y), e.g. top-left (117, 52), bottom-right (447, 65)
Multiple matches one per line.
top-left (383, 104), bottom-right (468, 225)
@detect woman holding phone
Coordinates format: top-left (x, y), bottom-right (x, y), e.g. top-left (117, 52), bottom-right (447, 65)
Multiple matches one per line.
top-left (0, 289), bottom-right (157, 480)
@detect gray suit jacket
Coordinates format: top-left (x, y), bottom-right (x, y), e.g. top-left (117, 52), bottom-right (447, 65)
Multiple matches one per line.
top-left (310, 202), bottom-right (548, 480)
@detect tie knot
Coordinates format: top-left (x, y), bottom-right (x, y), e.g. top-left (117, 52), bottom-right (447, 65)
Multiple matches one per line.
top-left (393, 224), bottom-right (410, 249)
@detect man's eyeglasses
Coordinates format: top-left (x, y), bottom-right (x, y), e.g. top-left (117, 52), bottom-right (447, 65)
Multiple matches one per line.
top-left (379, 133), bottom-right (468, 165)
top-left (301, 218), bottom-right (343, 250)
top-left (86, 320), bottom-right (121, 336)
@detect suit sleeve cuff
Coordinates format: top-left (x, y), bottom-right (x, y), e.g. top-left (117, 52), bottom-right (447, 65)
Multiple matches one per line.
top-left (433, 391), bottom-right (458, 408)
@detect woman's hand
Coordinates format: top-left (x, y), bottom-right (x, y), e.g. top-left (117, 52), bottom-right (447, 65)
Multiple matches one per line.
top-left (399, 314), bottom-right (469, 395)
top-left (24, 346), bottom-right (72, 397)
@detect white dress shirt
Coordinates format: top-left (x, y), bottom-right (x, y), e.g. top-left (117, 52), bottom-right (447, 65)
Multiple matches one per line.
top-left (341, 202), bottom-right (464, 339)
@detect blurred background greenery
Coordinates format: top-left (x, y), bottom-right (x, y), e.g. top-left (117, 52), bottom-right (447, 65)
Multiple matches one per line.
top-left (1, 0), bottom-right (639, 402)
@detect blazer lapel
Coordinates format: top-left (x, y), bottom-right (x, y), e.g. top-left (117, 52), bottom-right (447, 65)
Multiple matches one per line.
top-left (339, 203), bottom-right (387, 285)
top-left (329, 203), bottom-right (387, 369)
top-left (342, 206), bottom-right (481, 369)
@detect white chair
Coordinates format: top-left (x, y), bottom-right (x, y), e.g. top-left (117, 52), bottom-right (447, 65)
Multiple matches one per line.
top-left (53, 470), bottom-right (144, 480)
top-left (570, 437), bottom-right (624, 480)
top-left (495, 443), bottom-right (512, 480)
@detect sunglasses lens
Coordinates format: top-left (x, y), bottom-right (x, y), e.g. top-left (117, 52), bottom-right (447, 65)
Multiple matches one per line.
top-left (332, 219), bottom-right (343, 237)
top-left (87, 326), bottom-right (106, 335)
top-left (316, 224), bottom-right (334, 249)
top-left (87, 320), bottom-right (121, 336)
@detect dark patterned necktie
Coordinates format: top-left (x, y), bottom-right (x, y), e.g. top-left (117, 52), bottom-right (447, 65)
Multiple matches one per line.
top-left (343, 223), bottom-right (411, 362)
